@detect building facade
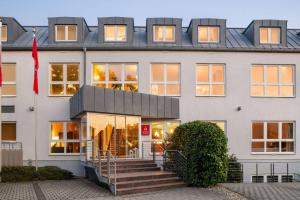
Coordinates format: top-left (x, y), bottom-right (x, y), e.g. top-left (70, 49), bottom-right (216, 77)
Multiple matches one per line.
top-left (1, 17), bottom-right (300, 182)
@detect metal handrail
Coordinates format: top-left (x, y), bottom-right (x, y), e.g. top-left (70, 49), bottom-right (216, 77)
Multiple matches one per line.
top-left (163, 150), bottom-right (188, 182)
top-left (141, 140), bottom-right (165, 161)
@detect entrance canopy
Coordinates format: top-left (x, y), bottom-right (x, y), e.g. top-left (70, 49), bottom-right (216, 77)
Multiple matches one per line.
top-left (70, 85), bottom-right (180, 119)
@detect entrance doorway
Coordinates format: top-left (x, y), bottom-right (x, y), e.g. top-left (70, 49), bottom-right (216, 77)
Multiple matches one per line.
top-left (89, 113), bottom-right (139, 159)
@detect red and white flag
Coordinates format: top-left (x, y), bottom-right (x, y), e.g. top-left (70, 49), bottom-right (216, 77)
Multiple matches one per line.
top-left (32, 32), bottom-right (39, 94)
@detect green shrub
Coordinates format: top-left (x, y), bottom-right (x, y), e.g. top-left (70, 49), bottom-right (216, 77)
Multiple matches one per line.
top-left (167, 121), bottom-right (228, 187)
top-left (0, 166), bottom-right (73, 182)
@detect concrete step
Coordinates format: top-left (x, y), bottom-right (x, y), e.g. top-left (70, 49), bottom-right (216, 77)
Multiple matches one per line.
top-left (112, 171), bottom-right (178, 182)
top-left (101, 163), bottom-right (157, 170)
top-left (100, 159), bottom-right (155, 165)
top-left (117, 182), bottom-right (186, 195)
top-left (102, 166), bottom-right (161, 174)
top-left (116, 177), bottom-right (182, 189)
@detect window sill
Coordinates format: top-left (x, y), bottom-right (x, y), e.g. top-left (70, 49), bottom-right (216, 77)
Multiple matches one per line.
top-left (251, 152), bottom-right (296, 155)
top-left (49, 153), bottom-right (80, 156)
top-left (1, 95), bottom-right (17, 98)
top-left (195, 95), bottom-right (225, 97)
top-left (48, 95), bottom-right (73, 97)
top-left (250, 96), bottom-right (295, 98)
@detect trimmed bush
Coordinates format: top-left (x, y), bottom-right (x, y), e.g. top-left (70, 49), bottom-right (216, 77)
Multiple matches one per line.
top-left (0, 166), bottom-right (73, 182)
top-left (167, 121), bottom-right (228, 187)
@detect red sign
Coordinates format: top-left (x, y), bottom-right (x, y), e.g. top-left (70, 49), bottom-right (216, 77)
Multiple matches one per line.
top-left (141, 125), bottom-right (150, 135)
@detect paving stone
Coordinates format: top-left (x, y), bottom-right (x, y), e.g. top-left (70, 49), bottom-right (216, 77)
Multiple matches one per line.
top-left (222, 183), bottom-right (300, 200)
top-left (0, 182), bottom-right (37, 200)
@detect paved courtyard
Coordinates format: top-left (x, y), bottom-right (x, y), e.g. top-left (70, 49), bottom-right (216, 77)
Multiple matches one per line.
top-left (222, 183), bottom-right (300, 200)
top-left (0, 179), bottom-right (243, 200)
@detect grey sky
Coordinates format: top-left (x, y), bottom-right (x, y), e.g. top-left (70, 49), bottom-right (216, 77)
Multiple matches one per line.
top-left (0, 0), bottom-right (299, 28)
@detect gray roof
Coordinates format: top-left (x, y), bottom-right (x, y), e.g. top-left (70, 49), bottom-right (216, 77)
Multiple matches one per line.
top-left (3, 26), bottom-right (300, 52)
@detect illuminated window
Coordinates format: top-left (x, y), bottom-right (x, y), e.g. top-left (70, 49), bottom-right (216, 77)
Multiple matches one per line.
top-left (2, 64), bottom-right (16, 96)
top-left (92, 63), bottom-right (138, 92)
top-left (1, 25), bottom-right (7, 42)
top-left (259, 27), bottom-right (280, 44)
top-left (251, 64), bottom-right (294, 97)
top-left (49, 64), bottom-right (80, 96)
top-left (198, 26), bottom-right (219, 43)
top-left (151, 63), bottom-right (180, 96)
top-left (55, 25), bottom-right (77, 41)
top-left (104, 25), bottom-right (127, 42)
top-left (251, 121), bottom-right (294, 153)
top-left (153, 25), bottom-right (175, 42)
top-left (1, 122), bottom-right (16, 141)
top-left (50, 122), bottom-right (80, 154)
top-left (196, 64), bottom-right (225, 96)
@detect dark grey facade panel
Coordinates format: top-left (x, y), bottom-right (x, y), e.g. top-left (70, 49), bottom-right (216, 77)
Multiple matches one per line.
top-left (243, 20), bottom-right (287, 47)
top-left (69, 86), bottom-right (179, 119)
top-left (98, 17), bottom-right (134, 45)
top-left (187, 18), bottom-right (226, 46)
top-left (48, 17), bottom-right (90, 44)
top-left (146, 18), bottom-right (182, 46)
top-left (1, 17), bottom-right (26, 44)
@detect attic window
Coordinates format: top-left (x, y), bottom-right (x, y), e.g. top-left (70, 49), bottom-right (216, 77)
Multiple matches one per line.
top-left (1, 25), bottom-right (7, 42)
top-left (259, 27), bottom-right (280, 44)
top-left (104, 25), bottom-right (127, 42)
top-left (153, 25), bottom-right (175, 42)
top-left (55, 25), bottom-right (77, 42)
top-left (198, 26), bottom-right (219, 43)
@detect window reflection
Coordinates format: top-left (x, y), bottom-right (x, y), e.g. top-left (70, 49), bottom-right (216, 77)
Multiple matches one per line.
top-left (1, 25), bottom-right (7, 42)
top-left (198, 26), bottom-right (219, 43)
top-left (153, 25), bottom-right (175, 42)
top-left (260, 27), bottom-right (280, 44)
top-left (104, 25), bottom-right (127, 42)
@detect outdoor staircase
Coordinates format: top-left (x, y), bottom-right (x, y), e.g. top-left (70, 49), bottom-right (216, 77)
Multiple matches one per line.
top-left (94, 159), bottom-right (186, 195)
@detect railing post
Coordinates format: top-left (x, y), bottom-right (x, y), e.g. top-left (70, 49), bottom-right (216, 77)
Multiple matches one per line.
top-left (255, 163), bottom-right (258, 183)
top-left (287, 162), bottom-right (289, 182)
top-left (114, 160), bottom-right (117, 196)
top-left (152, 142), bottom-right (156, 162)
top-left (107, 152), bottom-right (111, 184)
top-left (142, 142), bottom-right (144, 160)
top-left (241, 163), bottom-right (244, 183)
top-left (98, 151), bottom-right (101, 176)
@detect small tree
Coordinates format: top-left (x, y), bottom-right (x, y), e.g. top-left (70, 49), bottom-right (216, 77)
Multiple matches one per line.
top-left (167, 121), bottom-right (228, 187)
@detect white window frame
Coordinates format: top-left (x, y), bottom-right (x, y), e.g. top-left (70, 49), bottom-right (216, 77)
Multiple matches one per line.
top-left (251, 121), bottom-right (295, 154)
top-left (150, 63), bottom-right (181, 96)
top-left (250, 64), bottom-right (295, 97)
top-left (198, 26), bottom-right (220, 43)
top-left (49, 63), bottom-right (80, 96)
top-left (2, 63), bottom-right (16, 97)
top-left (153, 25), bottom-right (175, 42)
top-left (104, 25), bottom-right (127, 42)
top-left (1, 25), bottom-right (7, 42)
top-left (55, 25), bottom-right (78, 42)
top-left (49, 121), bottom-right (80, 155)
top-left (195, 63), bottom-right (225, 97)
top-left (259, 27), bottom-right (281, 44)
top-left (91, 63), bottom-right (138, 92)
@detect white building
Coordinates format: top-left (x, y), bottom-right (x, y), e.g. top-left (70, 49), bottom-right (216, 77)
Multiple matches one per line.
top-left (1, 17), bottom-right (300, 183)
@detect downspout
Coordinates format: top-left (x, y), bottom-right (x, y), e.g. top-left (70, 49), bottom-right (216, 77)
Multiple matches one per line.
top-left (83, 47), bottom-right (87, 85)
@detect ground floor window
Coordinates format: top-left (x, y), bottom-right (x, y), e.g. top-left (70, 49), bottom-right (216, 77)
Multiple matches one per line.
top-left (252, 174), bottom-right (292, 183)
top-left (50, 121), bottom-right (80, 154)
top-left (150, 120), bottom-right (180, 153)
top-left (251, 121), bottom-right (295, 153)
top-left (1, 122), bottom-right (16, 141)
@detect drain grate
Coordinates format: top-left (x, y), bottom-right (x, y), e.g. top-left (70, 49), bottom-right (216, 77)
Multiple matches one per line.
top-left (32, 182), bottom-right (47, 200)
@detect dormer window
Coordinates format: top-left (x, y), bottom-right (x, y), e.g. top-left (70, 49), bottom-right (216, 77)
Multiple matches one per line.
top-left (1, 25), bottom-right (7, 42)
top-left (153, 25), bottom-right (175, 42)
top-left (55, 25), bottom-right (77, 42)
top-left (259, 27), bottom-right (280, 44)
top-left (104, 25), bottom-right (127, 42)
top-left (198, 26), bottom-right (219, 43)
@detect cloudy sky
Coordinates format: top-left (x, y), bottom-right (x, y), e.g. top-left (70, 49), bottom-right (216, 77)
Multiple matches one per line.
top-left (0, 0), bottom-right (299, 28)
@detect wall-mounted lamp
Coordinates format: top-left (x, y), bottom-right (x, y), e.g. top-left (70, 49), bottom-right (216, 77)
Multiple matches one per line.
top-left (29, 106), bottom-right (35, 112)
top-left (236, 106), bottom-right (242, 111)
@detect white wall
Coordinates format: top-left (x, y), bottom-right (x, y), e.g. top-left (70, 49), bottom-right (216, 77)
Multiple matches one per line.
top-left (3, 50), bottom-right (300, 172)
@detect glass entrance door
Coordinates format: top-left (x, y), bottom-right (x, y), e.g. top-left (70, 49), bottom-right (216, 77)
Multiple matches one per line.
top-left (88, 113), bottom-right (140, 159)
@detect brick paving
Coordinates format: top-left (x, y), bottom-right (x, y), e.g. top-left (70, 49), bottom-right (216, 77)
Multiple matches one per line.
top-left (222, 183), bottom-right (300, 200)
top-left (0, 179), bottom-right (231, 200)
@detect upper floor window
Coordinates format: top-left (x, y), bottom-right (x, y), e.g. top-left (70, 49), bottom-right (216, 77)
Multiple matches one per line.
top-left (151, 63), bottom-right (180, 96)
top-left (153, 25), bottom-right (175, 42)
top-left (50, 121), bottom-right (80, 154)
top-left (196, 64), bottom-right (225, 96)
top-left (252, 121), bottom-right (294, 153)
top-left (92, 63), bottom-right (138, 92)
top-left (104, 25), bottom-right (127, 42)
top-left (198, 26), bottom-right (219, 43)
top-left (2, 63), bottom-right (16, 96)
top-left (1, 122), bottom-right (16, 141)
top-left (1, 25), bottom-right (7, 42)
top-left (49, 63), bottom-right (80, 96)
top-left (259, 27), bottom-right (280, 44)
top-left (55, 25), bottom-right (77, 42)
top-left (251, 64), bottom-right (294, 97)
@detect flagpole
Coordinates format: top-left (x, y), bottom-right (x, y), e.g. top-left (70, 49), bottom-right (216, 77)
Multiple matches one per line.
top-left (0, 19), bottom-right (2, 182)
top-left (33, 27), bottom-right (38, 171)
